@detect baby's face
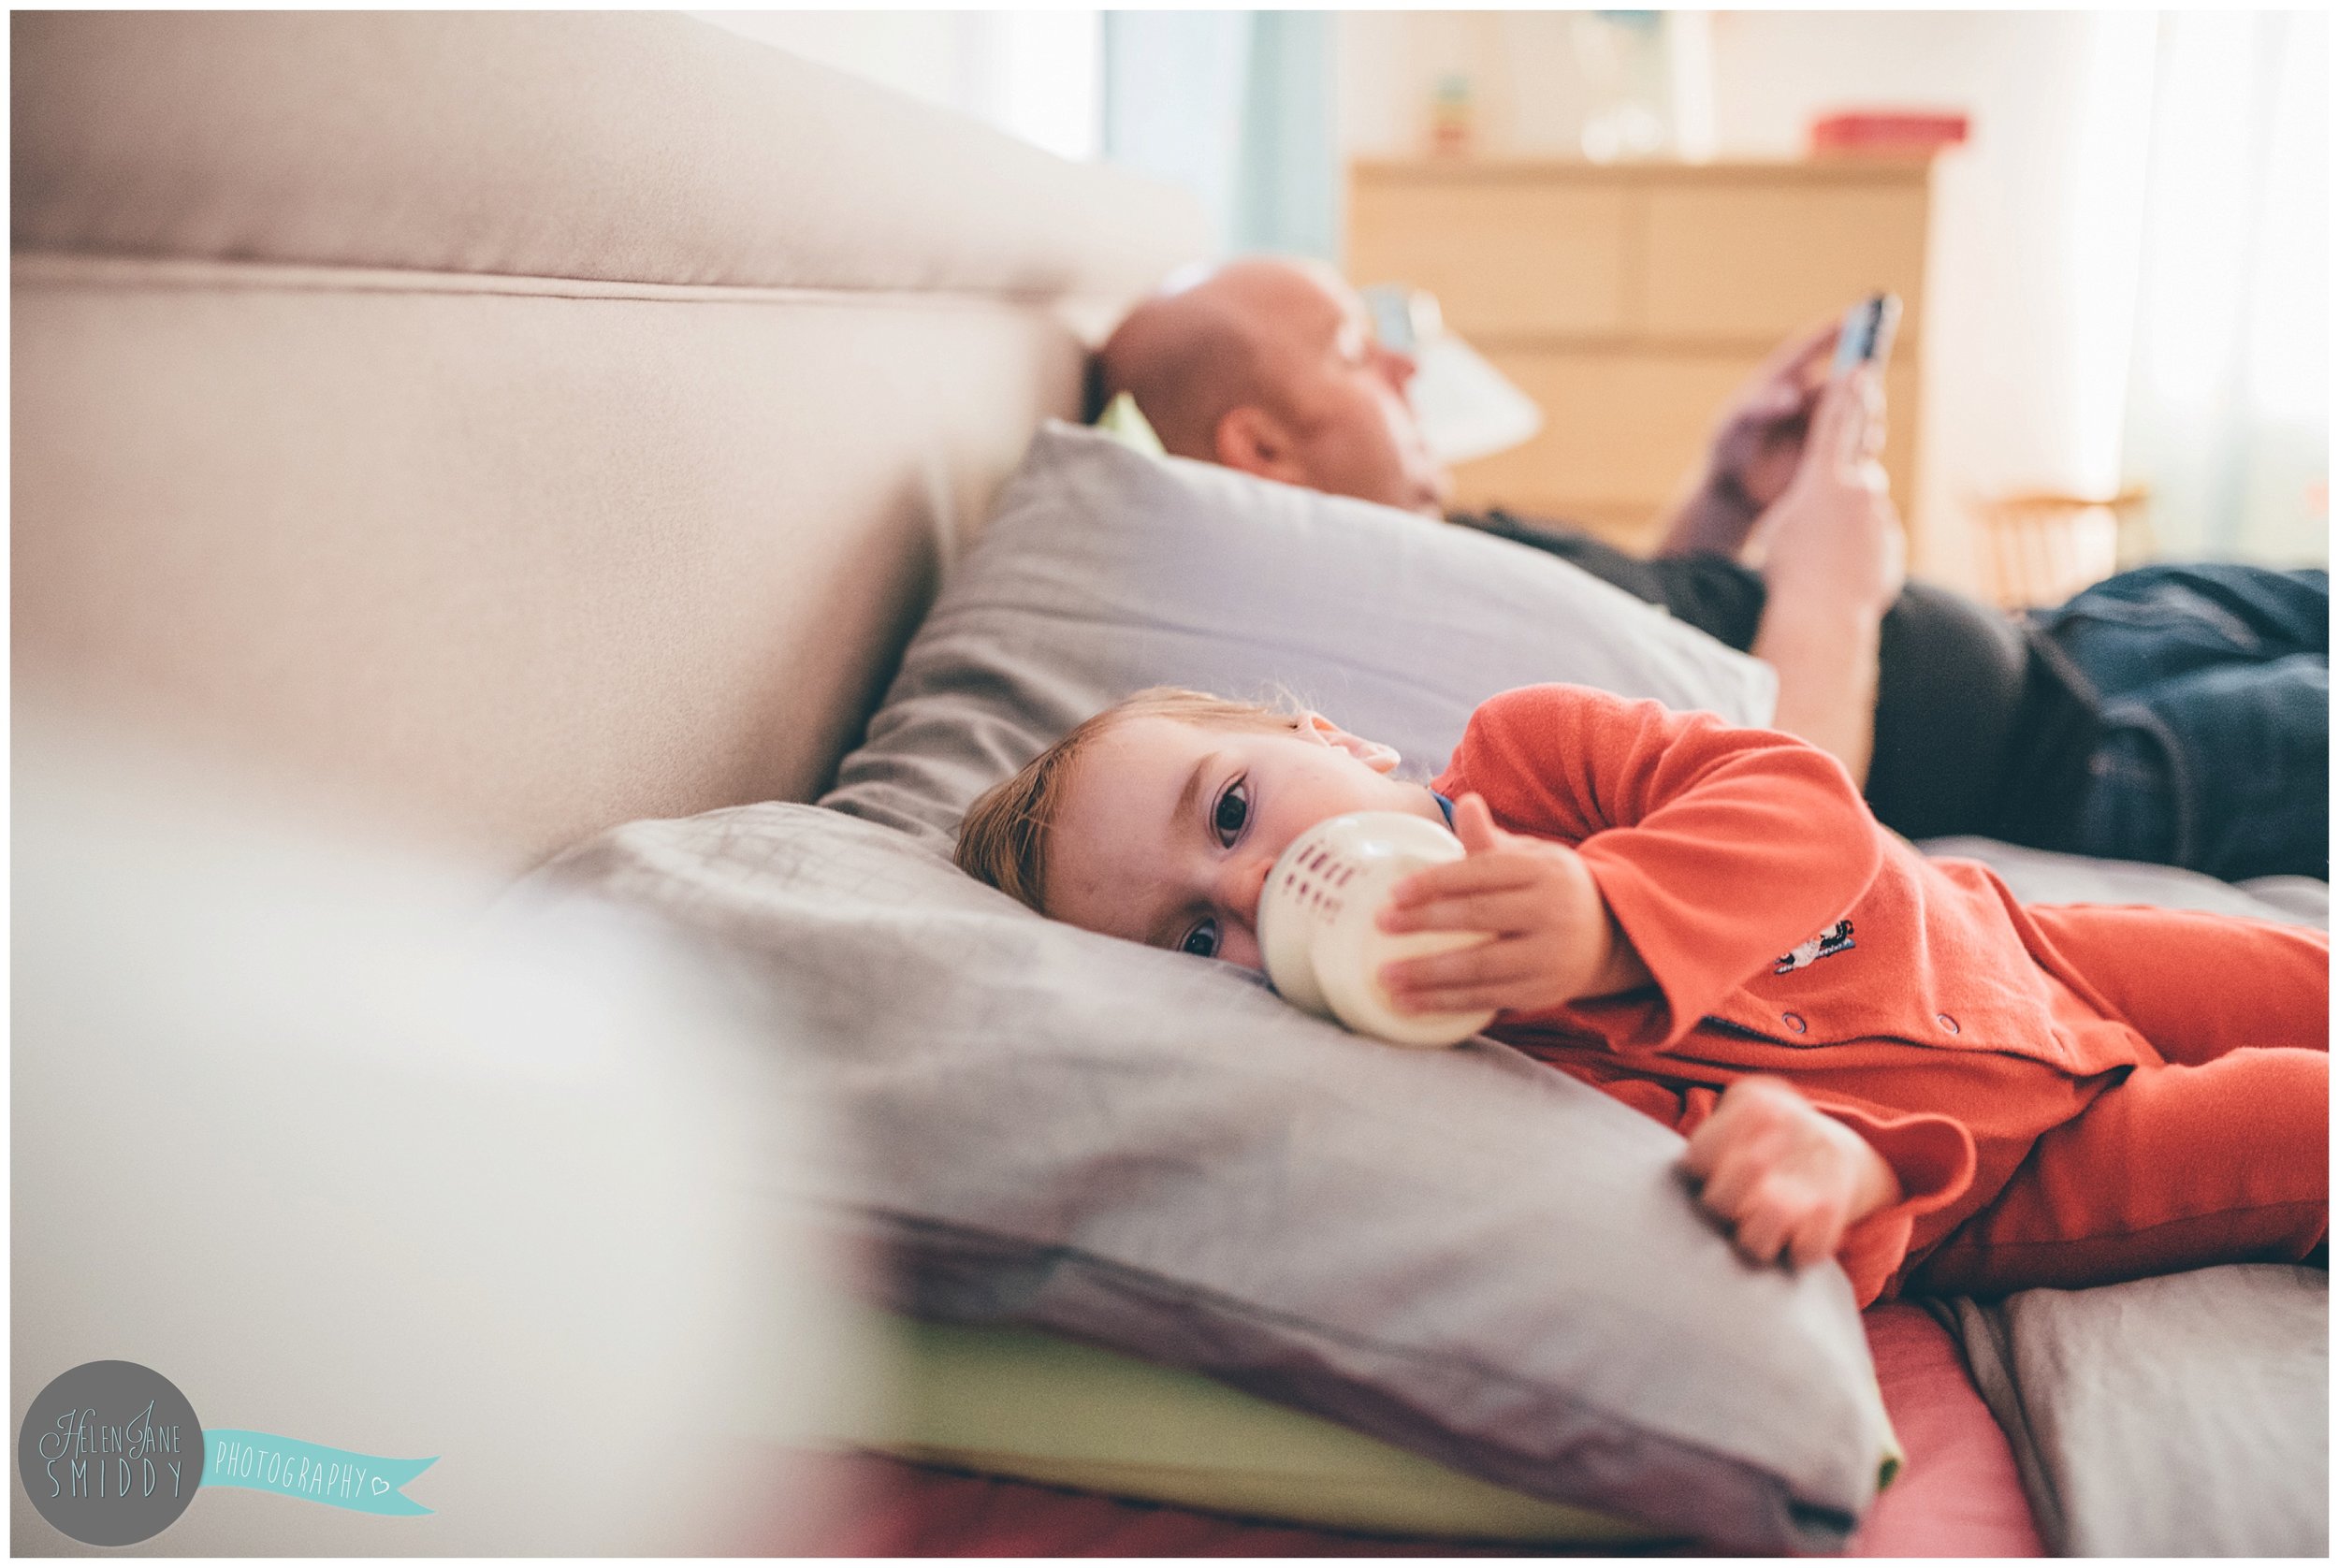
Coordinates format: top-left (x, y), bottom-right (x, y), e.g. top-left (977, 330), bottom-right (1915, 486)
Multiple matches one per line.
top-left (1044, 713), bottom-right (1443, 970)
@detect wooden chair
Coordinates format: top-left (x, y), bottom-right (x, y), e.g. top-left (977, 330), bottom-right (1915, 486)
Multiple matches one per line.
top-left (1972, 487), bottom-right (2153, 609)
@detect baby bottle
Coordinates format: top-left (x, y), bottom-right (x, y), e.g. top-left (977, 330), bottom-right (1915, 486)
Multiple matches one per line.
top-left (1256, 811), bottom-right (1497, 1049)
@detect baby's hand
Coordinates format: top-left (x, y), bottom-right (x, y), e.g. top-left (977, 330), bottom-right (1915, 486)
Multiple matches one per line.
top-left (1682, 1078), bottom-right (1903, 1269)
top-left (1374, 793), bottom-right (1648, 1016)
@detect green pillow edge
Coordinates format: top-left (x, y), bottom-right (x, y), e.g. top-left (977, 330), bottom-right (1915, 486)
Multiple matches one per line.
top-left (844, 1310), bottom-right (1670, 1544)
top-left (1091, 390), bottom-right (1168, 457)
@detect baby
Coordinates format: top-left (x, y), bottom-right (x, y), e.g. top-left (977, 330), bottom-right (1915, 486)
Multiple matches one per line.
top-left (956, 683), bottom-right (2328, 1306)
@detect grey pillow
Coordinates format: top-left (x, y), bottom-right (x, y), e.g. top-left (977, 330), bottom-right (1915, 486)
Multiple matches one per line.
top-left (530, 804), bottom-right (1898, 1553)
top-left (821, 421), bottom-right (1776, 843)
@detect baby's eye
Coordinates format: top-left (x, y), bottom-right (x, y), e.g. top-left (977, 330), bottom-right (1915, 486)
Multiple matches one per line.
top-left (1181, 918), bottom-right (1220, 959)
top-left (1213, 777), bottom-right (1250, 846)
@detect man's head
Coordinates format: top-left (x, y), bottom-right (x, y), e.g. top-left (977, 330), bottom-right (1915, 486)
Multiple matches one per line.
top-left (956, 688), bottom-right (1441, 969)
top-left (1097, 257), bottom-right (1450, 515)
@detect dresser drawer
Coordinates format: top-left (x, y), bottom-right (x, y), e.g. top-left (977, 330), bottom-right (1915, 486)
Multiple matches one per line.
top-left (1641, 179), bottom-right (1929, 344)
top-left (1348, 176), bottom-right (1630, 337)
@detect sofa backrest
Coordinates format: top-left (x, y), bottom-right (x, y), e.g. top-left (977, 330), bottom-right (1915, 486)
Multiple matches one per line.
top-left (12, 11), bottom-right (1203, 871)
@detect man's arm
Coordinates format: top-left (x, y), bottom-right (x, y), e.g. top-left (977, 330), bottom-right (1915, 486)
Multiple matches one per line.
top-left (1753, 590), bottom-right (1888, 786)
top-left (1654, 318), bottom-right (1838, 560)
top-left (1744, 369), bottom-right (1904, 787)
top-left (1657, 474), bottom-right (1765, 560)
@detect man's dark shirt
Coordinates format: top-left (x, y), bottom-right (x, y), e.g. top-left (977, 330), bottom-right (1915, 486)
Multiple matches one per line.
top-left (1461, 511), bottom-right (2100, 846)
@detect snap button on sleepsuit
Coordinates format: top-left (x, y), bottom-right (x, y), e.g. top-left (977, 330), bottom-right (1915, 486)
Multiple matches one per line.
top-left (1937, 1013), bottom-right (1960, 1034)
top-left (1781, 1012), bottom-right (1807, 1034)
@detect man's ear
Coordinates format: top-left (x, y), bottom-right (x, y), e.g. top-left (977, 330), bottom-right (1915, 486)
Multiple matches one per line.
top-left (1213, 405), bottom-right (1309, 485)
top-left (1300, 712), bottom-right (1402, 775)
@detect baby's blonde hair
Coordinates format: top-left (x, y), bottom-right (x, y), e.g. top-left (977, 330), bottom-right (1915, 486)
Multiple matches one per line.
top-left (956, 687), bottom-right (1304, 913)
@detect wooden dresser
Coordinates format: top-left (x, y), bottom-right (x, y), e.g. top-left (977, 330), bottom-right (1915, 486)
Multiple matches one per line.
top-left (1347, 158), bottom-right (1933, 553)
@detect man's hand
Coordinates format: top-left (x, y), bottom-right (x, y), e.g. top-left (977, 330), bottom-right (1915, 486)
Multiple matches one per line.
top-left (1746, 365), bottom-right (1906, 618)
top-left (1656, 318), bottom-right (1838, 558)
top-left (1682, 1078), bottom-right (1903, 1269)
top-left (1373, 793), bottom-right (1651, 1015)
top-left (1705, 317), bottom-right (1840, 515)
top-left (1739, 366), bottom-right (1905, 785)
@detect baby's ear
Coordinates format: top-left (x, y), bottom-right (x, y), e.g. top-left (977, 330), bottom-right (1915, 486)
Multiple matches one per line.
top-left (1302, 712), bottom-right (1402, 775)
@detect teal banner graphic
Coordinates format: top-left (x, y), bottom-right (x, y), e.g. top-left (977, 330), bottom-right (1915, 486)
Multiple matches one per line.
top-left (200, 1430), bottom-right (435, 1517)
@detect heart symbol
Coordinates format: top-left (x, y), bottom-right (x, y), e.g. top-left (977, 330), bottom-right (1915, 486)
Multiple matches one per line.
top-left (372, 1477), bottom-right (389, 1495)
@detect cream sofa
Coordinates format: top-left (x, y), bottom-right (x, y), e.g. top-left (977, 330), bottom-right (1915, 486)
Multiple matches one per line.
top-left (12, 11), bottom-right (1201, 1553)
top-left (14, 8), bottom-right (1202, 869)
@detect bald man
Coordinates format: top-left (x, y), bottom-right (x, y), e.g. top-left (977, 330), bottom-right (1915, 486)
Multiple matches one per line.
top-left (1096, 258), bottom-right (2328, 883)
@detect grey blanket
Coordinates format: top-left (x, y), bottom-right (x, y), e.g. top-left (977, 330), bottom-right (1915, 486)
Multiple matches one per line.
top-left (1938, 1268), bottom-right (2328, 1556)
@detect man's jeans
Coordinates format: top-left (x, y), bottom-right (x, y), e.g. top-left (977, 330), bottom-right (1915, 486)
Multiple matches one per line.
top-left (2029, 563), bottom-right (2329, 883)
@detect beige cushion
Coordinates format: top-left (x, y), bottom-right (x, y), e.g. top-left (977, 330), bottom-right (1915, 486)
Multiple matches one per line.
top-left (13, 273), bottom-right (1086, 870)
top-left (11, 11), bottom-right (1197, 305)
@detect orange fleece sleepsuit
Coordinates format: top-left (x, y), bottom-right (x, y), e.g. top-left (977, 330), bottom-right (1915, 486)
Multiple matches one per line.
top-left (1431, 684), bottom-right (2329, 1305)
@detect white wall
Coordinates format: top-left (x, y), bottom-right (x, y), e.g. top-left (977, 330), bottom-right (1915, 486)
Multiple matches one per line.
top-left (690, 10), bottom-right (1100, 162)
top-left (1339, 12), bottom-right (1692, 163)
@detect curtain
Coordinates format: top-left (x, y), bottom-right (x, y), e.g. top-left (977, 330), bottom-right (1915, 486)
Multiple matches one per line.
top-left (2121, 10), bottom-right (2329, 564)
top-left (1102, 11), bottom-right (1338, 259)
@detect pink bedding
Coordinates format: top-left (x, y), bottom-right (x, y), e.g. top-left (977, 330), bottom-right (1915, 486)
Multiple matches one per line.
top-left (795, 1302), bottom-right (2041, 1556)
top-left (1848, 1303), bottom-right (2043, 1556)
